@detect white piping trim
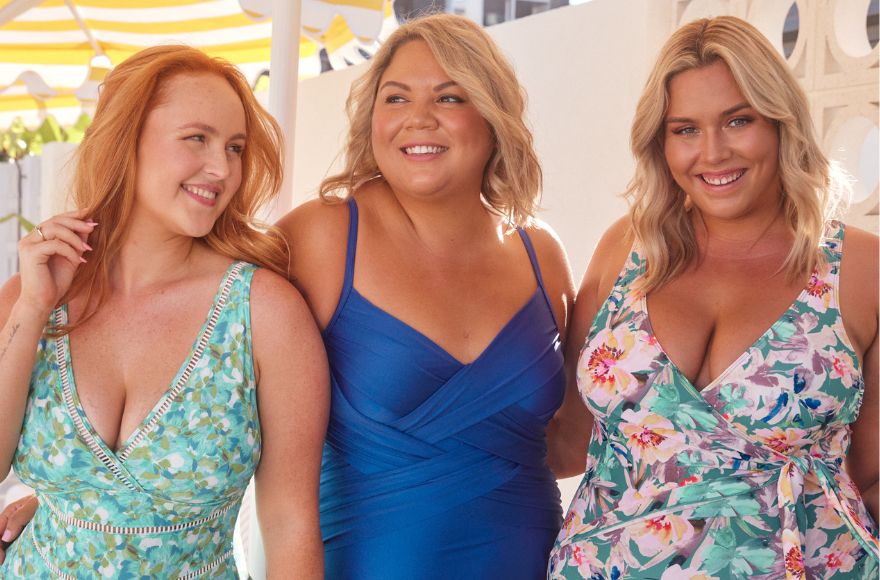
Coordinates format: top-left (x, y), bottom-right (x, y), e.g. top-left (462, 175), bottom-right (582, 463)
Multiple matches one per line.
top-left (42, 494), bottom-right (235, 535)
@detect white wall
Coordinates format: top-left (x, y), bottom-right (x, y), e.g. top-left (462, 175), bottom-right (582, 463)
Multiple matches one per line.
top-left (285, 0), bottom-right (878, 286)
top-left (285, 0), bottom-right (666, 284)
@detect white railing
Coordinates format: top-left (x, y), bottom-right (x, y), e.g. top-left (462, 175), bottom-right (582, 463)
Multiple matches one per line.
top-left (0, 156), bottom-right (42, 284)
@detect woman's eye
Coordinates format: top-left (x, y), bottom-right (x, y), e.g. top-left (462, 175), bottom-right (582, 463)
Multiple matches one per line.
top-left (227, 144), bottom-right (244, 155)
top-left (671, 126), bottom-right (697, 136)
top-left (186, 134), bottom-right (206, 143)
top-left (438, 94), bottom-right (464, 103)
top-left (384, 95), bottom-right (406, 104)
top-left (728, 116), bottom-right (752, 128)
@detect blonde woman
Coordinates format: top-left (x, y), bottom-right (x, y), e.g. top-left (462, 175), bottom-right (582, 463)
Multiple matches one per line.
top-left (278, 13), bottom-right (574, 579)
top-left (0, 46), bottom-right (328, 577)
top-left (547, 16), bottom-right (878, 579)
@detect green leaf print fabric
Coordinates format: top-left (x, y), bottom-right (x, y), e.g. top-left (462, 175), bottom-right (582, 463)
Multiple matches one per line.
top-left (1, 262), bottom-right (259, 579)
top-left (549, 224), bottom-right (879, 579)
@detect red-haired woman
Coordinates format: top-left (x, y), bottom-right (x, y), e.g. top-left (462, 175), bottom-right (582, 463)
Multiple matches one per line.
top-left (0, 45), bottom-right (328, 578)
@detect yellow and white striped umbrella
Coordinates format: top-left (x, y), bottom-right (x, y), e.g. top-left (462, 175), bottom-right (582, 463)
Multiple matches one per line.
top-left (0, 0), bottom-right (396, 126)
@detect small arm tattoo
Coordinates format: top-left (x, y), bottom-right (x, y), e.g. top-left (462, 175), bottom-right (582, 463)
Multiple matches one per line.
top-left (0, 323), bottom-right (20, 365)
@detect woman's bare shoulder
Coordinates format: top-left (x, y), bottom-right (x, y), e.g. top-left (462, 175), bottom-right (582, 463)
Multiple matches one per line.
top-left (520, 219), bottom-right (571, 279)
top-left (586, 215), bottom-right (636, 293)
top-left (276, 197), bottom-right (351, 248)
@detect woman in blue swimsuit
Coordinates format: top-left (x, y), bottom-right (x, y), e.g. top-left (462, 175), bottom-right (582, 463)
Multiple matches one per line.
top-left (278, 14), bottom-right (574, 579)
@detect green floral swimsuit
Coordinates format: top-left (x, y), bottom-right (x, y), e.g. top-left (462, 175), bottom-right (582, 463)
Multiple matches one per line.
top-left (549, 223), bottom-right (879, 579)
top-left (2, 261), bottom-right (259, 579)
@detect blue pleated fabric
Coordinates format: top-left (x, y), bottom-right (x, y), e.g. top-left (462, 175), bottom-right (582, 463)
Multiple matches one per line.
top-left (319, 198), bottom-right (564, 579)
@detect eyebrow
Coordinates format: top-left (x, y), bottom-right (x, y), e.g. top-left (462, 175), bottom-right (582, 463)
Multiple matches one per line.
top-left (378, 80), bottom-right (459, 92)
top-left (177, 122), bottom-right (246, 141)
top-left (665, 102), bottom-right (752, 124)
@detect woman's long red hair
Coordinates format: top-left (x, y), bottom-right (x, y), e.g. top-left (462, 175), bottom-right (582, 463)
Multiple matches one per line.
top-left (59, 45), bottom-right (287, 332)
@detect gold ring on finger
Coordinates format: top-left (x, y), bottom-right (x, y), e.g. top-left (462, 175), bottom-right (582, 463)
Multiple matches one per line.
top-left (34, 226), bottom-right (46, 241)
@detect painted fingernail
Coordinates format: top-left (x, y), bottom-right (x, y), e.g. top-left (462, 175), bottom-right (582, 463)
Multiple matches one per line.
top-left (1, 529), bottom-right (12, 542)
top-left (87, 221), bottom-right (98, 226)
top-left (79, 257), bottom-right (88, 263)
top-left (83, 243), bottom-right (93, 252)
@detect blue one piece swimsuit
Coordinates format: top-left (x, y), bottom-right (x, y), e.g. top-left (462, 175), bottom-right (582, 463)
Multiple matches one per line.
top-left (319, 198), bottom-right (564, 579)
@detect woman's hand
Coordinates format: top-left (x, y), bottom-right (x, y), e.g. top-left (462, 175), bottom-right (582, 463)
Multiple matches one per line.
top-left (0, 494), bottom-right (37, 564)
top-left (17, 210), bottom-right (95, 316)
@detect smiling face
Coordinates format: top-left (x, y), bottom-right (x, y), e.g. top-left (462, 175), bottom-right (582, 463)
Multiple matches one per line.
top-left (663, 60), bottom-right (781, 224)
top-left (370, 40), bottom-right (494, 201)
top-left (133, 72), bottom-right (246, 239)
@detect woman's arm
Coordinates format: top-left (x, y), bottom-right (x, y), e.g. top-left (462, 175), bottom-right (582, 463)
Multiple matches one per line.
top-left (546, 217), bottom-right (634, 479)
top-left (0, 212), bottom-right (94, 478)
top-left (250, 269), bottom-right (329, 579)
top-left (840, 226), bottom-right (879, 522)
top-left (850, 333), bottom-right (878, 521)
top-left (0, 276), bottom-right (48, 479)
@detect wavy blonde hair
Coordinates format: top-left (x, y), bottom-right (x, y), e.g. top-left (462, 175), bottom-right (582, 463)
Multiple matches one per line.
top-left (627, 16), bottom-right (847, 292)
top-left (320, 13), bottom-right (541, 226)
top-left (60, 45), bottom-right (287, 331)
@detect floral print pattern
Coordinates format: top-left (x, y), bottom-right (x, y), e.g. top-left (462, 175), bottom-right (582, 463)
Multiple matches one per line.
top-left (549, 224), bottom-right (879, 579)
top-left (1, 262), bottom-right (259, 579)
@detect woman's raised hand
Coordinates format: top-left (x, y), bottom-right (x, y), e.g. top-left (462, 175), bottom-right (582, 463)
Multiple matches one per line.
top-left (16, 210), bottom-right (95, 315)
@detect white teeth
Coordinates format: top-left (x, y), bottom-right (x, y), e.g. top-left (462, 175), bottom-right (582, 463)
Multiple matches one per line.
top-left (702, 170), bottom-right (744, 186)
top-left (182, 185), bottom-right (217, 200)
top-left (404, 145), bottom-right (447, 155)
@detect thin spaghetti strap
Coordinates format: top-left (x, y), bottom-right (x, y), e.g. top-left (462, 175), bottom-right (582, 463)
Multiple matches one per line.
top-left (342, 197), bottom-right (360, 293)
top-left (516, 228), bottom-right (546, 289)
top-left (516, 228), bottom-right (557, 329)
top-left (324, 197), bottom-right (360, 336)
top-left (821, 220), bottom-right (844, 269)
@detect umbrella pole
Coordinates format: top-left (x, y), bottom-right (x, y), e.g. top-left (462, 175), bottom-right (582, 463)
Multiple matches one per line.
top-left (245, 3), bottom-right (302, 577)
top-left (268, 0), bottom-right (302, 221)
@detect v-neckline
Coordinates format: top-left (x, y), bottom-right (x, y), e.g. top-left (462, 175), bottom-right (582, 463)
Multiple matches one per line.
top-left (56, 261), bottom-right (242, 465)
top-left (350, 285), bottom-right (544, 367)
top-left (641, 274), bottom-right (813, 397)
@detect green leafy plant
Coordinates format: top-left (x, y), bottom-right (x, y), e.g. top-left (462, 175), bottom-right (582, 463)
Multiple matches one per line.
top-left (0, 213), bottom-right (35, 233)
top-left (0, 113), bottom-right (91, 160)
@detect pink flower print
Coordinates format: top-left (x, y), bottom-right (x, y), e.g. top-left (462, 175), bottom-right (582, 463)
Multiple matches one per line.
top-left (618, 480), bottom-right (676, 516)
top-left (811, 497), bottom-right (844, 530)
top-left (753, 427), bottom-right (811, 457)
top-left (804, 270), bottom-right (832, 311)
top-left (827, 350), bottom-right (858, 388)
top-left (628, 514), bottom-right (694, 557)
top-left (578, 327), bottom-right (656, 408)
top-left (569, 543), bottom-right (601, 576)
top-left (832, 472), bottom-right (864, 504)
top-left (784, 543), bottom-right (806, 579)
top-left (620, 410), bottom-right (686, 465)
top-left (558, 496), bottom-right (589, 541)
top-left (586, 344), bottom-right (624, 384)
top-left (816, 534), bottom-right (859, 573)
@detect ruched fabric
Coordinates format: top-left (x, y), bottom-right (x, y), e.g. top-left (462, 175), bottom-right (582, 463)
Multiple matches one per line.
top-left (320, 198), bottom-right (564, 579)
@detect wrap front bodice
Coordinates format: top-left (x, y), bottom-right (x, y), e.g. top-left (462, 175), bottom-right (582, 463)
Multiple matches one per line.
top-left (3, 262), bottom-right (259, 579)
top-left (320, 198), bottom-right (564, 579)
top-left (549, 223), bottom-right (879, 579)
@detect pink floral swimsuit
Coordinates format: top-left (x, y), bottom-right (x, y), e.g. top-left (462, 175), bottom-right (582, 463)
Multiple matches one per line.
top-left (549, 222), bottom-right (879, 579)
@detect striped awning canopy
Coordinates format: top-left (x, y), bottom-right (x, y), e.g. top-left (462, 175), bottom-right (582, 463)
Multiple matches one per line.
top-left (0, 0), bottom-right (395, 126)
